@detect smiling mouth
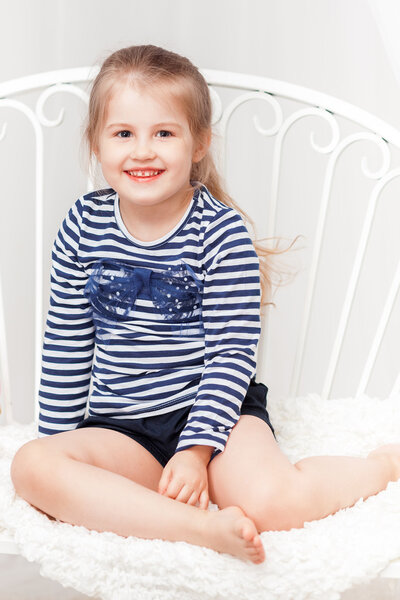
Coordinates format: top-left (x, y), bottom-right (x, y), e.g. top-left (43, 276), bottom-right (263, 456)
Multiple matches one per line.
top-left (126, 169), bottom-right (164, 178)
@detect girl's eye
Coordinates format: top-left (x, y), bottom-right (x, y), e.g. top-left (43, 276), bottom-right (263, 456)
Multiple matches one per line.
top-left (156, 130), bottom-right (172, 138)
top-left (117, 130), bottom-right (131, 138)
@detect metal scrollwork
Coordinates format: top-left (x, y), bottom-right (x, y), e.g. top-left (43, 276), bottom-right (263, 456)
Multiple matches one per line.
top-left (351, 167), bottom-right (400, 399)
top-left (291, 132), bottom-right (392, 401)
top-left (218, 90), bottom-right (283, 138)
top-left (36, 82), bottom-right (89, 127)
top-left (329, 132), bottom-right (390, 180)
top-left (208, 86), bottom-right (223, 126)
top-left (214, 91), bottom-right (283, 176)
top-left (0, 122), bottom-right (7, 142)
top-left (35, 83), bottom-right (93, 190)
top-left (276, 106), bottom-right (340, 156)
top-left (0, 98), bottom-right (44, 409)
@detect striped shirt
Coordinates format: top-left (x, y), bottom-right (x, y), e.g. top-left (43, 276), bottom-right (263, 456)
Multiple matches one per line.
top-left (38, 184), bottom-right (261, 458)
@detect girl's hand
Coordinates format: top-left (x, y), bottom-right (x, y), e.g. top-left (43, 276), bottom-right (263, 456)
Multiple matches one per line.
top-left (158, 447), bottom-right (212, 510)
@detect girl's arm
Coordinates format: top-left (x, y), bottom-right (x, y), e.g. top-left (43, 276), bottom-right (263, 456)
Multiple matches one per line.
top-left (37, 199), bottom-right (95, 437)
top-left (175, 209), bottom-right (261, 461)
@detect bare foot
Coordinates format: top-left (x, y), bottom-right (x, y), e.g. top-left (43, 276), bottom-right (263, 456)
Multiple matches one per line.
top-left (368, 444), bottom-right (400, 481)
top-left (200, 506), bottom-right (265, 564)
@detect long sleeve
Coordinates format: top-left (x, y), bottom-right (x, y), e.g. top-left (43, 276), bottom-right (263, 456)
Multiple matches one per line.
top-left (174, 209), bottom-right (261, 459)
top-left (38, 200), bottom-right (95, 437)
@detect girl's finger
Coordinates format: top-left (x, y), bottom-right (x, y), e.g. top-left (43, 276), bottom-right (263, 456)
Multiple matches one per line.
top-left (175, 484), bottom-right (195, 504)
top-left (165, 479), bottom-right (185, 500)
top-left (199, 489), bottom-right (209, 510)
top-left (158, 469), bottom-right (172, 494)
top-left (186, 491), bottom-right (199, 506)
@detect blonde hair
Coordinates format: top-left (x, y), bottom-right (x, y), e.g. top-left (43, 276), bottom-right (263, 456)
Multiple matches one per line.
top-left (83, 45), bottom-right (300, 309)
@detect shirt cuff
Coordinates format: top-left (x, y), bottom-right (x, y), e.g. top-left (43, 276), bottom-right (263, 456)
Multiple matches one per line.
top-left (175, 430), bottom-right (229, 457)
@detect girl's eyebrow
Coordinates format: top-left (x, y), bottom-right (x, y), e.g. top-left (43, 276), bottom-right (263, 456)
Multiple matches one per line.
top-left (106, 122), bottom-right (183, 131)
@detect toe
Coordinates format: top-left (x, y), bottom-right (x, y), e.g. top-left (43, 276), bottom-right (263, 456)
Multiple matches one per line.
top-left (240, 519), bottom-right (257, 542)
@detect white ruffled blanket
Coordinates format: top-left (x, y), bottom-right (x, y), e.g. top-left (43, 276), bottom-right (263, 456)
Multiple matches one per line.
top-left (1, 393), bottom-right (400, 600)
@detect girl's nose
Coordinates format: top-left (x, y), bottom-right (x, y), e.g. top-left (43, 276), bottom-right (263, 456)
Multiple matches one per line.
top-left (131, 137), bottom-right (156, 160)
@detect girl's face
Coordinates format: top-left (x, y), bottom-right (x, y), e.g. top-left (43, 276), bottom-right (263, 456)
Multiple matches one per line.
top-left (95, 82), bottom-right (210, 213)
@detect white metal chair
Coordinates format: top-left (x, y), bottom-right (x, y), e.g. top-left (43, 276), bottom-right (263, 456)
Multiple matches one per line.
top-left (1, 67), bottom-right (400, 597)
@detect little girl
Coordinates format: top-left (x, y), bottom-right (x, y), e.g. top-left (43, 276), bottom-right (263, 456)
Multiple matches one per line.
top-left (11, 45), bottom-right (400, 566)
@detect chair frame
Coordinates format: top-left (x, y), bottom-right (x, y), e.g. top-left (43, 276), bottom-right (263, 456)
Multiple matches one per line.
top-left (0, 67), bottom-right (399, 581)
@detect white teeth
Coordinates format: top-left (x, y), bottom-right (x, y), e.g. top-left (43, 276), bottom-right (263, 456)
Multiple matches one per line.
top-left (128, 170), bottom-right (162, 177)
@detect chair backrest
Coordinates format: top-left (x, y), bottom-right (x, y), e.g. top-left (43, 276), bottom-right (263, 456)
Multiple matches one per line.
top-left (1, 67), bottom-right (400, 426)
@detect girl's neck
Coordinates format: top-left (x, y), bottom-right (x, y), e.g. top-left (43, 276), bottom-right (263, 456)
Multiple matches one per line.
top-left (118, 188), bottom-right (194, 243)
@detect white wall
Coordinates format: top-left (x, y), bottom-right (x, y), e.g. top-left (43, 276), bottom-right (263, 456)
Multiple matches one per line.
top-left (1, 0), bottom-right (400, 423)
top-left (3, 0), bottom-right (400, 126)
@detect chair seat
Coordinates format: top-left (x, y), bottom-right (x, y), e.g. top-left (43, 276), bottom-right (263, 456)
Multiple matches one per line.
top-left (380, 560), bottom-right (400, 578)
top-left (0, 528), bottom-right (19, 555)
top-left (1, 396), bottom-right (400, 600)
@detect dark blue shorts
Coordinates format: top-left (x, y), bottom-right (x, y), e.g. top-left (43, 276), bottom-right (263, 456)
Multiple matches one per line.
top-left (76, 377), bottom-right (275, 467)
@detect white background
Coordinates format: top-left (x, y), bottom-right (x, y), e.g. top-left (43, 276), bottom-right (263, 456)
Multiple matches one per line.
top-left (1, 0), bottom-right (400, 419)
top-left (1, 1), bottom-right (400, 598)
top-left (2, 0), bottom-right (400, 125)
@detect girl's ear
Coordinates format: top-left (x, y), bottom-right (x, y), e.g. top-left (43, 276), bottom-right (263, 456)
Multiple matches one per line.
top-left (193, 129), bottom-right (212, 163)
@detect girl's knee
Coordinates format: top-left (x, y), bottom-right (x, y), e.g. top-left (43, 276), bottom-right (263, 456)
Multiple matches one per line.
top-left (10, 439), bottom-right (49, 496)
top-left (243, 476), bottom-right (310, 532)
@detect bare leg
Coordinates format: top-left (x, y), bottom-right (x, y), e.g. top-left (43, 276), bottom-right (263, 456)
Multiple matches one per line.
top-left (208, 416), bottom-right (400, 531)
top-left (293, 445), bottom-right (400, 521)
top-left (12, 452), bottom-right (265, 564)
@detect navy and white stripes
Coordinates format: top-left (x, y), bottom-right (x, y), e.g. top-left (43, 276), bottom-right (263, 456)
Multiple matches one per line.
top-left (38, 184), bottom-right (261, 458)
